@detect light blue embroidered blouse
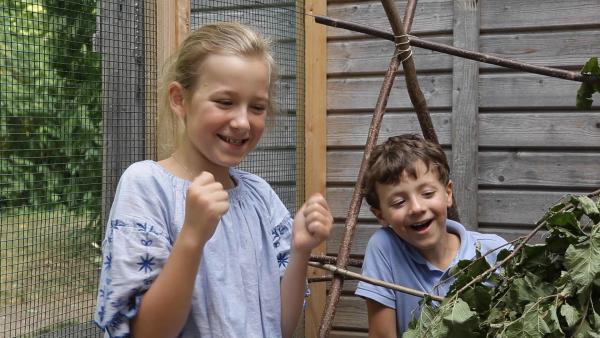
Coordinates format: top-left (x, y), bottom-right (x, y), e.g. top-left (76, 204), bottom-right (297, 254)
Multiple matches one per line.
top-left (94, 160), bottom-right (293, 338)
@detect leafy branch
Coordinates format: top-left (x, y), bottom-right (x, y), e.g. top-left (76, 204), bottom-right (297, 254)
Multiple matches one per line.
top-left (577, 57), bottom-right (600, 109)
top-left (405, 190), bottom-right (600, 338)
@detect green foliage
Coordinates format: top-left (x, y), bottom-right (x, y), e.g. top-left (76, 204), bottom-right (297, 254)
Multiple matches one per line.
top-left (405, 193), bottom-right (600, 338)
top-left (0, 0), bottom-right (102, 230)
top-left (576, 57), bottom-right (600, 109)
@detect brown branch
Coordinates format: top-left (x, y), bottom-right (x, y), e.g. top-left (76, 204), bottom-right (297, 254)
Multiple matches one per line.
top-left (403, 0), bottom-right (417, 33)
top-left (310, 254), bottom-right (363, 268)
top-left (309, 262), bottom-right (445, 302)
top-left (317, 30), bottom-right (406, 338)
top-left (314, 15), bottom-right (600, 85)
top-left (381, 0), bottom-right (439, 144)
top-left (455, 189), bottom-right (600, 295)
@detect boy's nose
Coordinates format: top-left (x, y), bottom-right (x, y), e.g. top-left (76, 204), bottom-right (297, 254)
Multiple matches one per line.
top-left (408, 198), bottom-right (425, 214)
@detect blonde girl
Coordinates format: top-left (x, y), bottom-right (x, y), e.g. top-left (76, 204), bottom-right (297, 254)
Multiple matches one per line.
top-left (95, 22), bottom-right (332, 338)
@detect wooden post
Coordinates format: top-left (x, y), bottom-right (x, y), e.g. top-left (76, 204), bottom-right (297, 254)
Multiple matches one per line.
top-left (304, 0), bottom-right (327, 337)
top-left (156, 0), bottom-right (190, 160)
top-left (452, 0), bottom-right (480, 229)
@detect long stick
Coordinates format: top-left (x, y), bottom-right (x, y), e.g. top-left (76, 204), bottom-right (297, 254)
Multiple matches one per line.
top-left (309, 262), bottom-right (445, 302)
top-left (315, 15), bottom-right (600, 85)
top-left (317, 30), bottom-right (405, 338)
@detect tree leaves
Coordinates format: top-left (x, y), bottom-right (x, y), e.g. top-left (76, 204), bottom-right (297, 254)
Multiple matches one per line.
top-left (576, 57), bottom-right (600, 109)
top-left (564, 234), bottom-right (600, 290)
top-left (405, 193), bottom-right (600, 338)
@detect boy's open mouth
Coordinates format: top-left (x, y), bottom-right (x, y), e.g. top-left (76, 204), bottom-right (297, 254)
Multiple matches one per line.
top-left (409, 219), bottom-right (433, 232)
top-left (218, 134), bottom-right (248, 145)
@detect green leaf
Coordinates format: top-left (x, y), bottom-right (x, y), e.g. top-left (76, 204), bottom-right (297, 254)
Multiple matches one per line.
top-left (504, 303), bottom-right (562, 338)
top-left (560, 303), bottom-right (582, 330)
top-left (564, 234), bottom-right (600, 290)
top-left (577, 57), bottom-right (600, 110)
top-left (441, 298), bottom-right (481, 337)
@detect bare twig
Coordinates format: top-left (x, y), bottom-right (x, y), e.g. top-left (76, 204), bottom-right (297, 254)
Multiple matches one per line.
top-left (403, 0), bottom-right (417, 33)
top-left (309, 262), bottom-right (445, 302)
top-left (317, 20), bottom-right (407, 338)
top-left (314, 15), bottom-right (600, 85)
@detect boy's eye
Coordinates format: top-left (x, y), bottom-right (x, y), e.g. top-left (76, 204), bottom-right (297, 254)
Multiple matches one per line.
top-left (390, 200), bottom-right (405, 208)
top-left (423, 191), bottom-right (435, 198)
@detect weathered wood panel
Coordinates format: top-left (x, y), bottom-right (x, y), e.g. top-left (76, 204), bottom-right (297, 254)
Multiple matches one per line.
top-left (328, 30), bottom-right (600, 74)
top-left (333, 296), bottom-right (368, 329)
top-left (328, 36), bottom-right (453, 75)
top-left (480, 0), bottom-right (600, 31)
top-left (327, 113), bottom-right (452, 146)
top-left (478, 151), bottom-right (600, 188)
top-left (328, 0), bottom-right (453, 39)
top-left (328, 75), bottom-right (452, 111)
top-left (327, 112), bottom-right (600, 148)
top-left (478, 74), bottom-right (583, 109)
top-left (328, 73), bottom-right (587, 111)
top-left (327, 150), bottom-right (600, 188)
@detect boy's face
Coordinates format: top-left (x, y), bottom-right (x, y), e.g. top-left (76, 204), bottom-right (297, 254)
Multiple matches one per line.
top-left (371, 160), bottom-right (453, 257)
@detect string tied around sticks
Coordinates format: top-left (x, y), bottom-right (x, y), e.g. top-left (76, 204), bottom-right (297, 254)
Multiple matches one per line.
top-left (393, 33), bottom-right (413, 63)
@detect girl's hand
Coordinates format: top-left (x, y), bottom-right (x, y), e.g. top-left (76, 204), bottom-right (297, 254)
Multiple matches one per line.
top-left (183, 172), bottom-right (229, 245)
top-left (292, 193), bottom-right (333, 255)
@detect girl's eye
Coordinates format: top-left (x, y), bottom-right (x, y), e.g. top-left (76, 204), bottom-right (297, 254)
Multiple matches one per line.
top-left (251, 105), bottom-right (267, 114)
top-left (215, 100), bottom-right (233, 107)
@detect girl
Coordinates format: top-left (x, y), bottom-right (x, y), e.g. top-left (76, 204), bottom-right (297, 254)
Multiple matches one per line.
top-left (94, 22), bottom-right (332, 338)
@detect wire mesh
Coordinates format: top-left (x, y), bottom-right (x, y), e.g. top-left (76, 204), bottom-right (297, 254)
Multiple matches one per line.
top-left (1, 0), bottom-right (156, 336)
top-left (190, 0), bottom-right (306, 213)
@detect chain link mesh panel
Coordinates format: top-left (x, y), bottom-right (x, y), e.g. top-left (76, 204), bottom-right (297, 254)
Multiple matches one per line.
top-left (1, 0), bottom-right (156, 336)
top-left (191, 0), bottom-right (305, 213)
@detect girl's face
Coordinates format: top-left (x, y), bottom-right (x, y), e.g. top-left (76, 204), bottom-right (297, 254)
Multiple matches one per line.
top-left (176, 54), bottom-right (270, 172)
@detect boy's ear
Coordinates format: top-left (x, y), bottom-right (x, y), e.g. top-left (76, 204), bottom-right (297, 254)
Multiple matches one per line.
top-left (370, 207), bottom-right (388, 226)
top-left (446, 180), bottom-right (454, 207)
top-left (168, 81), bottom-right (187, 121)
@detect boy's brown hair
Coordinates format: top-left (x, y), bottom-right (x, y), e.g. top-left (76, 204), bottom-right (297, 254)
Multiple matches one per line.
top-left (363, 134), bottom-right (450, 209)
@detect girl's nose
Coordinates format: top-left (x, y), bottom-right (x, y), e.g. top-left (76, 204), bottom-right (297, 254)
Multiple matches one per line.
top-left (230, 107), bottom-right (250, 130)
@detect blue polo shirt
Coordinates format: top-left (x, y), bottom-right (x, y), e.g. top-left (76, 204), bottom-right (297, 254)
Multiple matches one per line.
top-left (355, 220), bottom-right (507, 334)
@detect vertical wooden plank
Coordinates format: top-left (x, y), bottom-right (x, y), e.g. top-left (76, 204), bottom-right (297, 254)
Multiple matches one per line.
top-left (156, 0), bottom-right (190, 160)
top-left (451, 0), bottom-right (480, 229)
top-left (304, 0), bottom-right (327, 337)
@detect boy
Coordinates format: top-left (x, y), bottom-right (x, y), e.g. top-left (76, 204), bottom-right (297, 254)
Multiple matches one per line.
top-left (354, 134), bottom-right (507, 337)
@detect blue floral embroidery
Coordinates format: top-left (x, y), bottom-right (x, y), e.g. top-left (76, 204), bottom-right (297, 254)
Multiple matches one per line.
top-left (97, 305), bottom-right (105, 322)
top-left (271, 220), bottom-right (290, 249)
top-left (137, 253), bottom-right (155, 273)
top-left (277, 252), bottom-right (289, 268)
top-left (137, 222), bottom-right (159, 236)
top-left (104, 254), bottom-right (112, 271)
top-left (110, 219), bottom-right (127, 230)
top-left (99, 287), bottom-right (113, 300)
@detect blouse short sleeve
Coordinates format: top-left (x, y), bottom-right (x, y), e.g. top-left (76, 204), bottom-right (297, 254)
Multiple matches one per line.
top-left (94, 163), bottom-right (173, 337)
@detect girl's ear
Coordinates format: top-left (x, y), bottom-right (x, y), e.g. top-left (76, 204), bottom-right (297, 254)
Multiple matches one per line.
top-left (446, 180), bottom-right (454, 207)
top-left (168, 81), bottom-right (187, 121)
top-left (370, 207), bottom-right (388, 226)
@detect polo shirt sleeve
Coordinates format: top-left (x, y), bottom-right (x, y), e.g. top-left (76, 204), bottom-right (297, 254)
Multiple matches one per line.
top-left (354, 229), bottom-right (397, 309)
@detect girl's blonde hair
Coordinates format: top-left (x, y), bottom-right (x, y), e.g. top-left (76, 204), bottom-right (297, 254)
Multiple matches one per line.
top-left (158, 22), bottom-right (278, 154)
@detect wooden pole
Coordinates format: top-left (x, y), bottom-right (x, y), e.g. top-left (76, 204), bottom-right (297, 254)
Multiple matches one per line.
top-left (304, 1), bottom-right (328, 337)
top-left (156, 0), bottom-right (190, 160)
top-left (452, 0), bottom-right (480, 229)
